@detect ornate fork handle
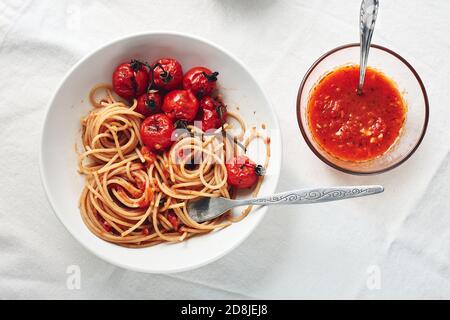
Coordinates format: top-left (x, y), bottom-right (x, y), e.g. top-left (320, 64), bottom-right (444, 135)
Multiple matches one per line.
top-left (237, 186), bottom-right (384, 206)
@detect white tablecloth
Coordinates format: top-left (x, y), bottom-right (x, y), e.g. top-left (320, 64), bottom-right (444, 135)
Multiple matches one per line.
top-left (1, 0), bottom-right (449, 299)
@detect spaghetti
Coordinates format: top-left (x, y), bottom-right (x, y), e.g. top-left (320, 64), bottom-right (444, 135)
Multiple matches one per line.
top-left (78, 84), bottom-right (270, 248)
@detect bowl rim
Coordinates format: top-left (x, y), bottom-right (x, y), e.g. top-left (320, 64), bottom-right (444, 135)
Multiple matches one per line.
top-left (39, 31), bottom-right (282, 273)
top-left (296, 43), bottom-right (429, 175)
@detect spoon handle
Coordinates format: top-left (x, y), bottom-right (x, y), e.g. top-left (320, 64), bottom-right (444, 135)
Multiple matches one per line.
top-left (237, 185), bottom-right (383, 206)
top-left (358, 0), bottom-right (379, 94)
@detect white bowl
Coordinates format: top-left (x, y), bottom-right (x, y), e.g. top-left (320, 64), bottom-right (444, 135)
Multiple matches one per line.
top-left (40, 32), bottom-right (282, 273)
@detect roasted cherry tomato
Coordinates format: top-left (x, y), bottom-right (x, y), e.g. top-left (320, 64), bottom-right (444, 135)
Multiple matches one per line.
top-left (183, 67), bottom-right (219, 97)
top-left (140, 114), bottom-right (174, 152)
top-left (162, 89), bottom-right (199, 121)
top-left (225, 156), bottom-right (264, 189)
top-left (136, 90), bottom-right (163, 116)
top-left (152, 58), bottom-right (183, 91)
top-left (112, 60), bottom-right (149, 100)
top-left (199, 96), bottom-right (227, 131)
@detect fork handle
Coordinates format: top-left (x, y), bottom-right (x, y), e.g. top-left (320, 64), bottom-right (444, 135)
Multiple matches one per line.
top-left (236, 185), bottom-right (384, 206)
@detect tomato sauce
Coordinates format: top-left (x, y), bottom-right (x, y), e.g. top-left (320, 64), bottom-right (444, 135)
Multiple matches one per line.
top-left (307, 65), bottom-right (406, 162)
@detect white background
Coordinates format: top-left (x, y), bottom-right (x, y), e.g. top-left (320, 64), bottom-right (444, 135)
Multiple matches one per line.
top-left (0, 0), bottom-right (449, 299)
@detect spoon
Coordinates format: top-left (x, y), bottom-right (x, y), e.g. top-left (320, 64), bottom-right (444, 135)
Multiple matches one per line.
top-left (188, 185), bottom-right (384, 223)
top-left (357, 0), bottom-right (379, 95)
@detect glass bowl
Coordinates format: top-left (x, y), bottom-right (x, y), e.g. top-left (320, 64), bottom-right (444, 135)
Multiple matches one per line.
top-left (297, 43), bottom-right (429, 175)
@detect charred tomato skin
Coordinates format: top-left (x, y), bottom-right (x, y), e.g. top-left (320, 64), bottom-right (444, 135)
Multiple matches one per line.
top-left (140, 113), bottom-right (174, 152)
top-left (183, 66), bottom-right (218, 97)
top-left (112, 61), bottom-right (149, 100)
top-left (152, 58), bottom-right (183, 91)
top-left (136, 91), bottom-right (163, 116)
top-left (162, 89), bottom-right (199, 122)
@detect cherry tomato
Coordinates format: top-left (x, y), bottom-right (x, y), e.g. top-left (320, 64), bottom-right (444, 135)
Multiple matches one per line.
top-left (162, 90), bottom-right (199, 121)
top-left (152, 58), bottom-right (183, 91)
top-left (136, 90), bottom-right (163, 116)
top-left (183, 67), bottom-right (219, 97)
top-left (225, 156), bottom-right (264, 189)
top-left (112, 60), bottom-right (149, 100)
top-left (140, 114), bottom-right (174, 152)
top-left (199, 96), bottom-right (227, 131)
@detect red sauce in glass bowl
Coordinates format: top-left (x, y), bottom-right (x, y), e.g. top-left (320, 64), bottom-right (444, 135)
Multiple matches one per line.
top-left (307, 65), bottom-right (406, 162)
